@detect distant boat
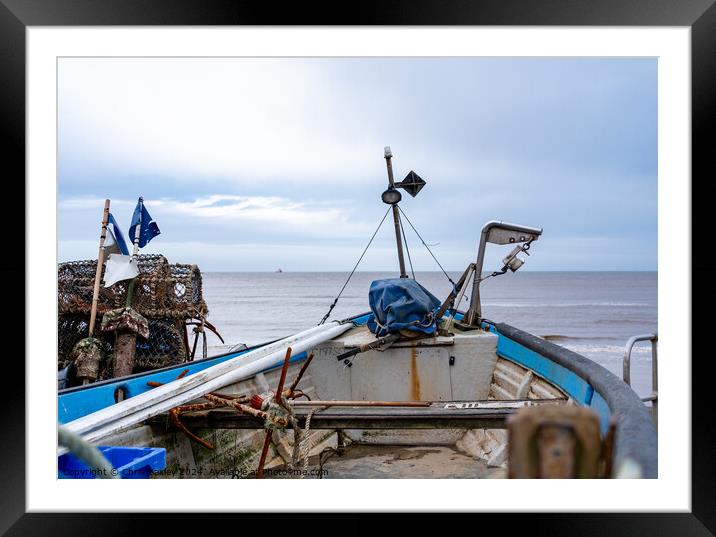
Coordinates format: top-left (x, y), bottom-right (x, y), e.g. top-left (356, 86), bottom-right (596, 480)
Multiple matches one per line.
top-left (276, 268), bottom-right (283, 273)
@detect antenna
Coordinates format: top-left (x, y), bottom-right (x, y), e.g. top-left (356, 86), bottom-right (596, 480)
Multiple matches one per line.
top-left (381, 147), bottom-right (427, 278)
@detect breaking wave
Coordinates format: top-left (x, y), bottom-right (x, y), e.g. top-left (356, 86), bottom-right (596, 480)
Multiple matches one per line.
top-left (540, 334), bottom-right (621, 342)
top-left (483, 302), bottom-right (650, 308)
top-left (563, 344), bottom-right (652, 359)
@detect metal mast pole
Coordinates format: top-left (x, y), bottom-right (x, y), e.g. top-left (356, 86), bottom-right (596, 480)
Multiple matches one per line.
top-left (384, 147), bottom-right (408, 278)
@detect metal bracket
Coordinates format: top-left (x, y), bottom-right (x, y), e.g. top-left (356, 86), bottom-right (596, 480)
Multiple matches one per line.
top-left (464, 221), bottom-right (543, 326)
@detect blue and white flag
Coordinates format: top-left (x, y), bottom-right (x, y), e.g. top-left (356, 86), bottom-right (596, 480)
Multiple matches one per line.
top-left (128, 197), bottom-right (161, 248)
top-left (104, 212), bottom-right (129, 255)
top-left (103, 254), bottom-right (139, 287)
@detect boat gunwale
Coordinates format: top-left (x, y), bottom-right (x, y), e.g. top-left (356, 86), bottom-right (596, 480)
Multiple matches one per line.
top-left (493, 321), bottom-right (658, 479)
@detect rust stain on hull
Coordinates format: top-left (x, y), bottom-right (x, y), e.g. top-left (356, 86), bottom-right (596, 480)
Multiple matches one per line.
top-left (410, 347), bottom-right (421, 400)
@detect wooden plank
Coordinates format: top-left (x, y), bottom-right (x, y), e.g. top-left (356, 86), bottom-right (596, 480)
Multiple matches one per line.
top-left (148, 399), bottom-right (565, 431)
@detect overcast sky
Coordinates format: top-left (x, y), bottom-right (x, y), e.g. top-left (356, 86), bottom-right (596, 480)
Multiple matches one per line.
top-left (58, 57), bottom-right (657, 272)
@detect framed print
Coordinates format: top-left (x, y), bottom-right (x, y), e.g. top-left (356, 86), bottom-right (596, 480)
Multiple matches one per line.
top-left (2, 0), bottom-right (714, 534)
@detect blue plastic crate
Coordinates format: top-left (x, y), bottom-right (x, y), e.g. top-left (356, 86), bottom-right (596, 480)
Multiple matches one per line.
top-left (58, 446), bottom-right (166, 479)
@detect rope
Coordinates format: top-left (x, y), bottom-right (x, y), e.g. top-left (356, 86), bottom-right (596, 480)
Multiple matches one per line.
top-left (477, 271), bottom-right (504, 284)
top-left (398, 212), bottom-right (416, 280)
top-left (397, 205), bottom-right (455, 287)
top-left (58, 425), bottom-right (119, 479)
top-left (318, 206), bottom-right (392, 325)
top-left (290, 405), bottom-right (327, 477)
top-left (475, 237), bottom-right (535, 284)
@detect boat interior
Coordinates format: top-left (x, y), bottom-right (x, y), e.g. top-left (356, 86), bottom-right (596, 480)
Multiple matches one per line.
top-left (103, 321), bottom-right (571, 479)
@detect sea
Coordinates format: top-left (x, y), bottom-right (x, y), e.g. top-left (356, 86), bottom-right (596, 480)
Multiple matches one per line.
top-left (201, 271), bottom-right (657, 400)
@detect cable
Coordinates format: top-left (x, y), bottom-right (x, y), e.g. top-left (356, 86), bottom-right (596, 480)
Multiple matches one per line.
top-left (478, 268), bottom-right (507, 283)
top-left (318, 207), bottom-right (392, 325)
top-left (398, 212), bottom-right (416, 280)
top-left (396, 205), bottom-right (455, 287)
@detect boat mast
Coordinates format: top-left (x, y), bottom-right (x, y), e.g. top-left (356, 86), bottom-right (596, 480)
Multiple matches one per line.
top-left (383, 146), bottom-right (408, 278)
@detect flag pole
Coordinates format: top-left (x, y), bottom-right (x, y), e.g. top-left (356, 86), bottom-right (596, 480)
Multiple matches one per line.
top-left (72, 199), bottom-right (110, 385)
top-left (103, 196), bottom-right (149, 384)
top-left (88, 199), bottom-right (111, 337)
top-left (125, 197), bottom-right (142, 306)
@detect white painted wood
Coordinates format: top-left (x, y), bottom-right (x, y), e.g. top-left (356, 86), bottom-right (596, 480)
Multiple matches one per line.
top-left (61, 322), bottom-right (352, 452)
top-left (449, 331), bottom-right (499, 400)
top-left (66, 322), bottom-right (335, 438)
top-left (319, 326), bottom-right (499, 403)
top-left (306, 340), bottom-right (353, 401)
top-left (350, 346), bottom-right (452, 401)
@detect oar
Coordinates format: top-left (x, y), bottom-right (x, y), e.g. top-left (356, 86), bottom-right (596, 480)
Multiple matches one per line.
top-left (72, 199), bottom-right (111, 385)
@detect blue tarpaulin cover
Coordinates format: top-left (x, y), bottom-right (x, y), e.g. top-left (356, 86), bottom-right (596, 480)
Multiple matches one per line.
top-left (366, 278), bottom-right (442, 337)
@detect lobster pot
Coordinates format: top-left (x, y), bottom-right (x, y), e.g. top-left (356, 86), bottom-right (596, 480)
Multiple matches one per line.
top-left (58, 254), bottom-right (206, 320)
top-left (58, 316), bottom-right (188, 376)
top-left (58, 314), bottom-right (92, 370)
top-left (58, 254), bottom-right (207, 375)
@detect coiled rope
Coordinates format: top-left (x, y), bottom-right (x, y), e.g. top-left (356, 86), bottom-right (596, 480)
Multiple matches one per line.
top-left (290, 405), bottom-right (328, 477)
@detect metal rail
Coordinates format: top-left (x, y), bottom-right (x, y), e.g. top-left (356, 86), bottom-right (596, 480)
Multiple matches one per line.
top-left (623, 333), bottom-right (658, 424)
top-left (150, 399), bottom-right (565, 431)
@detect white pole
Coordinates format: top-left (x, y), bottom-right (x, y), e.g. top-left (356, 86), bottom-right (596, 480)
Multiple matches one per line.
top-left (71, 321), bottom-right (351, 448)
top-left (62, 321), bottom-right (346, 438)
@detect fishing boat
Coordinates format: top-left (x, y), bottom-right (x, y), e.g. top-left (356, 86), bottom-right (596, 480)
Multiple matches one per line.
top-left (57, 148), bottom-right (657, 479)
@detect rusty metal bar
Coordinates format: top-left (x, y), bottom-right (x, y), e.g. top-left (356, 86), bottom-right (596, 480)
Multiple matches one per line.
top-left (151, 399), bottom-right (566, 431)
top-left (169, 402), bottom-right (220, 450)
top-left (290, 400), bottom-right (430, 407)
top-left (274, 347), bottom-right (292, 403)
top-left (152, 406), bottom-right (512, 430)
top-left (186, 318), bottom-right (225, 344)
top-left (435, 263), bottom-right (475, 323)
top-left (255, 431), bottom-right (272, 479)
top-left (256, 346), bottom-right (293, 479)
top-left (287, 352), bottom-right (314, 397)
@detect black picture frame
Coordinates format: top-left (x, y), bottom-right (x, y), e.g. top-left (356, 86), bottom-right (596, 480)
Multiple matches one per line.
top-left (2, 0), bottom-right (713, 534)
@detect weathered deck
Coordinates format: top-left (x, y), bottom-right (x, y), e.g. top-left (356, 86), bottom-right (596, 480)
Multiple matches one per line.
top-left (267, 444), bottom-right (505, 479)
